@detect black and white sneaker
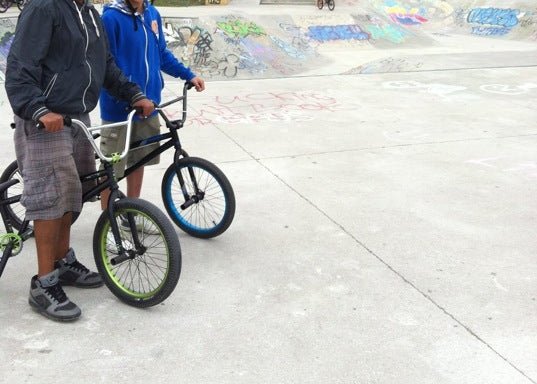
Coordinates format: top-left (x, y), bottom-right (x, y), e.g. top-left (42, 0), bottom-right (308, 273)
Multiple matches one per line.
top-left (56, 248), bottom-right (104, 288)
top-left (28, 270), bottom-right (81, 322)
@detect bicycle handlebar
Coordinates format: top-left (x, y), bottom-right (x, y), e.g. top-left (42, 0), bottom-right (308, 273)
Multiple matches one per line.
top-left (155, 81), bottom-right (193, 127)
top-left (24, 81), bottom-right (194, 163)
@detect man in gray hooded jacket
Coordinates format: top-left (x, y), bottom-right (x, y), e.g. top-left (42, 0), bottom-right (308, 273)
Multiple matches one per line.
top-left (5, 0), bottom-right (154, 322)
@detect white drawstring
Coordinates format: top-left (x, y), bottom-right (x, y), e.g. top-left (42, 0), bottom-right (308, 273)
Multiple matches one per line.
top-left (89, 9), bottom-right (100, 38)
top-left (72, 1), bottom-right (85, 29)
top-left (72, 1), bottom-right (100, 38)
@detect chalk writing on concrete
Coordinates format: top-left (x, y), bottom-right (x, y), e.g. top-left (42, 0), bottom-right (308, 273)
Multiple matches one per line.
top-left (480, 83), bottom-right (537, 95)
top-left (162, 91), bottom-right (348, 126)
top-left (382, 80), bottom-right (467, 97)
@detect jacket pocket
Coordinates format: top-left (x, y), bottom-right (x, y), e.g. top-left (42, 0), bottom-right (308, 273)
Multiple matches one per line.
top-left (20, 166), bottom-right (59, 211)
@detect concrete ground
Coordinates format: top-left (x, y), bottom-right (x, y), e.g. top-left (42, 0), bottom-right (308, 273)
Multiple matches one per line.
top-left (0, 2), bottom-right (536, 384)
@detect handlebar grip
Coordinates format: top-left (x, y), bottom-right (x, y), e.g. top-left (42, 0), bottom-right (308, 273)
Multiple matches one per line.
top-left (185, 81), bottom-right (194, 90)
top-left (36, 116), bottom-right (72, 130)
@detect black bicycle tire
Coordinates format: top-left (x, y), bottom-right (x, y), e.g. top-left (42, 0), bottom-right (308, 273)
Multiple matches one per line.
top-left (93, 198), bottom-right (181, 307)
top-left (0, 160), bottom-right (26, 231)
top-left (0, 0), bottom-right (11, 13)
top-left (317, 0), bottom-right (323, 9)
top-left (161, 157), bottom-right (235, 239)
top-left (16, 0), bottom-right (25, 11)
top-left (328, 0), bottom-right (335, 10)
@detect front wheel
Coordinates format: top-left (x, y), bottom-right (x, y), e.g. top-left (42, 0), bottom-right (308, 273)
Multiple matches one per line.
top-left (161, 157), bottom-right (235, 239)
top-left (317, 0), bottom-right (323, 9)
top-left (93, 198), bottom-right (181, 307)
top-left (327, 0), bottom-right (335, 10)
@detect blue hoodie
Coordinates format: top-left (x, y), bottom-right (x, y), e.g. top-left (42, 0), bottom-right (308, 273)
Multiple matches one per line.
top-left (99, 0), bottom-right (195, 121)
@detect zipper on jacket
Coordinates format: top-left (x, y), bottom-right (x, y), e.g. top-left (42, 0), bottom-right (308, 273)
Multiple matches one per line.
top-left (140, 15), bottom-right (150, 93)
top-left (73, 1), bottom-right (92, 113)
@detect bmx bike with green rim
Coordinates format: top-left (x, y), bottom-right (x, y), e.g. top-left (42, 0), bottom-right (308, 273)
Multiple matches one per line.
top-left (0, 112), bottom-right (182, 308)
top-left (2, 81), bottom-right (236, 240)
top-left (317, 0), bottom-right (335, 11)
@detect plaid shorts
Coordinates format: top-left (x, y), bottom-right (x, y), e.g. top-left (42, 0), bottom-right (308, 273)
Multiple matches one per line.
top-left (14, 114), bottom-right (96, 221)
top-left (99, 115), bottom-right (160, 178)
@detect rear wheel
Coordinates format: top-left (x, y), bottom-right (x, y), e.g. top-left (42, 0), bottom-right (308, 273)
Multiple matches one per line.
top-left (16, 0), bottom-right (25, 10)
top-left (317, 0), bottom-right (323, 9)
top-left (327, 0), bottom-right (335, 10)
top-left (93, 198), bottom-right (181, 307)
top-left (0, 0), bottom-right (11, 13)
top-left (161, 157), bottom-right (235, 239)
top-left (0, 160), bottom-right (26, 231)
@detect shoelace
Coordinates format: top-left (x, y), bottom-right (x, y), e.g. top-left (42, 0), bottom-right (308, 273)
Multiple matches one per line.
top-left (45, 284), bottom-right (68, 304)
top-left (66, 260), bottom-right (90, 274)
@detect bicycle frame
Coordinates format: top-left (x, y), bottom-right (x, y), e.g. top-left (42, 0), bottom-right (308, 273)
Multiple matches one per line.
top-left (119, 82), bottom-right (192, 182)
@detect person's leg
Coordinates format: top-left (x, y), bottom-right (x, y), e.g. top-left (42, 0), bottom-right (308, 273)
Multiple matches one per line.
top-left (124, 115), bottom-right (160, 199)
top-left (34, 218), bottom-right (63, 276)
top-left (56, 212), bottom-right (72, 261)
top-left (126, 166), bottom-right (144, 198)
top-left (55, 113), bottom-right (103, 288)
top-left (15, 116), bottom-right (82, 321)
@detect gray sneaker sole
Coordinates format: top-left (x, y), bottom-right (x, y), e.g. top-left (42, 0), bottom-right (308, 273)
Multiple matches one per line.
top-left (59, 278), bottom-right (105, 289)
top-left (28, 297), bottom-right (81, 322)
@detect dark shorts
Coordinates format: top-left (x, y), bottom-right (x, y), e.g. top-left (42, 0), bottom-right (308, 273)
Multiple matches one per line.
top-left (14, 114), bottom-right (96, 221)
top-left (99, 115), bottom-right (160, 178)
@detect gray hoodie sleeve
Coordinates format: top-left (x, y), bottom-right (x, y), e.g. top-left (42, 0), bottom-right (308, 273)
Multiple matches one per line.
top-left (5, 3), bottom-right (55, 121)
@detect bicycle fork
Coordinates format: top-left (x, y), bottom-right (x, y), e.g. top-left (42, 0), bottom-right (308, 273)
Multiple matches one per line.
top-left (174, 162), bottom-right (205, 210)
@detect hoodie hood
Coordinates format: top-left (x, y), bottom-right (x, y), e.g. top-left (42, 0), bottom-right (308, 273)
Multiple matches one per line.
top-left (105, 0), bottom-right (149, 15)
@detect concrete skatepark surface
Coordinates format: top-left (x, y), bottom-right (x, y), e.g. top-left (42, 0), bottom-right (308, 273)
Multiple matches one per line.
top-left (0, 1), bottom-right (536, 383)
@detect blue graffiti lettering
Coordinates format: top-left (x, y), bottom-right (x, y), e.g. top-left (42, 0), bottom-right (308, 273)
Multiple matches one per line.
top-left (467, 8), bottom-right (520, 28)
top-left (307, 25), bottom-right (370, 42)
top-left (471, 26), bottom-right (511, 36)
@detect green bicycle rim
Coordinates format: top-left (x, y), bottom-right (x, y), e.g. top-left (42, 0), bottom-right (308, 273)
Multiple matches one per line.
top-left (99, 209), bottom-right (170, 299)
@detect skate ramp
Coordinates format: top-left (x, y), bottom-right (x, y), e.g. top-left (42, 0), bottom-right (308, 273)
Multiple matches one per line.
top-left (158, 0), bottom-right (536, 79)
top-left (0, 0), bottom-right (535, 80)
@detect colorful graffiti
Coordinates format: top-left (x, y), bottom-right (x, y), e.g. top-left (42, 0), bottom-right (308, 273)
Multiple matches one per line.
top-left (467, 7), bottom-right (521, 36)
top-left (216, 19), bottom-right (265, 39)
top-left (384, 2), bottom-right (428, 26)
top-left (0, 18), bottom-right (16, 81)
top-left (366, 24), bottom-right (407, 43)
top-left (307, 25), bottom-right (370, 41)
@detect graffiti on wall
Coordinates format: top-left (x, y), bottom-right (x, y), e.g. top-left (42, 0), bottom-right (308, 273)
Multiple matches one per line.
top-left (0, 18), bottom-right (16, 81)
top-left (162, 16), bottom-right (324, 80)
top-left (383, 1), bottom-right (429, 26)
top-left (216, 19), bottom-right (265, 39)
top-left (307, 24), bottom-right (370, 41)
top-left (467, 7), bottom-right (521, 36)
